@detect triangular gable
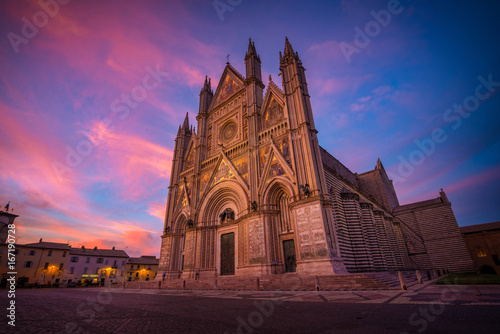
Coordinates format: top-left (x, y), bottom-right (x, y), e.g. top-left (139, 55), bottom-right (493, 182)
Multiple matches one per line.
top-left (196, 152), bottom-right (250, 212)
top-left (210, 65), bottom-right (245, 110)
top-left (174, 185), bottom-right (190, 216)
top-left (184, 139), bottom-right (195, 170)
top-left (258, 141), bottom-right (295, 193)
top-left (261, 82), bottom-right (286, 130)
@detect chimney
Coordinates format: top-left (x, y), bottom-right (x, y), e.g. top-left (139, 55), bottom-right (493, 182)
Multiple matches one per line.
top-left (39, 238), bottom-right (42, 243)
top-left (94, 246), bottom-right (97, 250)
top-left (112, 246), bottom-right (115, 250)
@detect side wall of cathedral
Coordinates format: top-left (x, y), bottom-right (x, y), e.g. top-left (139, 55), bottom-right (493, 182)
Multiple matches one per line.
top-left (394, 192), bottom-right (476, 272)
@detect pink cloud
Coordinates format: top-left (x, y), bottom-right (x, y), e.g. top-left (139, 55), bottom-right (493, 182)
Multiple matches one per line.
top-left (446, 166), bottom-right (500, 195)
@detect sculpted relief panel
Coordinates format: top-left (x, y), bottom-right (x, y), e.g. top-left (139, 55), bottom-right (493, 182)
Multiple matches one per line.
top-left (248, 218), bottom-right (264, 264)
top-left (294, 204), bottom-right (328, 259)
top-left (183, 231), bottom-right (195, 270)
top-left (159, 237), bottom-right (172, 271)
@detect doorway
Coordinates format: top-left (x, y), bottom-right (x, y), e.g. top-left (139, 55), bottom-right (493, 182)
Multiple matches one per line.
top-left (283, 239), bottom-right (297, 272)
top-left (220, 232), bottom-right (235, 275)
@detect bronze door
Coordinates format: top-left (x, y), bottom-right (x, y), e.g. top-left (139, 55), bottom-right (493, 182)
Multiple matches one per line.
top-left (220, 232), bottom-right (235, 275)
top-left (283, 239), bottom-right (297, 272)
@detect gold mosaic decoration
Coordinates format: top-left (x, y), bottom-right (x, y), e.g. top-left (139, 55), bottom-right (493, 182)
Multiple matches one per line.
top-left (262, 98), bottom-right (284, 129)
top-left (233, 156), bottom-right (249, 184)
top-left (213, 160), bottom-right (235, 185)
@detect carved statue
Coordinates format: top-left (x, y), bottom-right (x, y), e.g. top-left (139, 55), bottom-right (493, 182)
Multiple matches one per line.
top-left (219, 208), bottom-right (235, 222)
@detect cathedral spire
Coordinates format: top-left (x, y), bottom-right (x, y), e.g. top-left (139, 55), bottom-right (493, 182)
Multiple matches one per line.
top-left (182, 112), bottom-right (190, 131)
top-left (284, 36), bottom-right (294, 56)
top-left (245, 38), bottom-right (262, 82)
top-left (246, 38), bottom-right (258, 58)
top-left (280, 37), bottom-right (300, 65)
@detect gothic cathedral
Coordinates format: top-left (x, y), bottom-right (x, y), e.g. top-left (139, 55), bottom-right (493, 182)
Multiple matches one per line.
top-left (158, 38), bottom-right (474, 279)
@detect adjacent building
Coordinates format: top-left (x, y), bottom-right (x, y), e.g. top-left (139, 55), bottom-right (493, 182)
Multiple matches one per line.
top-left (125, 256), bottom-right (159, 282)
top-left (0, 239), bottom-right (70, 287)
top-left (158, 38), bottom-right (475, 280)
top-left (64, 246), bottom-right (129, 286)
top-left (461, 222), bottom-right (500, 275)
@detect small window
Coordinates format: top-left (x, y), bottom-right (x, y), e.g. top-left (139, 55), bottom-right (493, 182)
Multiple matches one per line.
top-left (62, 251), bottom-right (67, 257)
top-left (70, 267), bottom-right (75, 274)
top-left (135, 272), bottom-right (139, 277)
top-left (105, 259), bottom-right (109, 265)
top-left (29, 250), bottom-right (36, 256)
top-left (24, 261), bottom-right (33, 268)
top-left (122, 260), bottom-right (125, 266)
top-left (44, 262), bottom-right (49, 269)
top-left (83, 267), bottom-right (88, 274)
top-left (147, 265), bottom-right (151, 270)
top-left (113, 260), bottom-right (117, 267)
top-left (96, 258), bottom-right (103, 263)
top-left (86, 257), bottom-right (90, 263)
top-left (48, 250), bottom-right (53, 257)
top-left (70, 257), bottom-right (79, 263)
top-left (137, 265), bottom-right (141, 269)
top-left (59, 263), bottom-right (64, 270)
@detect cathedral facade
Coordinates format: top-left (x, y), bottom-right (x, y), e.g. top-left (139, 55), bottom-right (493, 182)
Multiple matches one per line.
top-left (158, 38), bottom-right (474, 279)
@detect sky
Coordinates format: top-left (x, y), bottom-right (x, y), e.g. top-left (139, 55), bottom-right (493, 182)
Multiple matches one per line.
top-left (1, 0), bottom-right (499, 257)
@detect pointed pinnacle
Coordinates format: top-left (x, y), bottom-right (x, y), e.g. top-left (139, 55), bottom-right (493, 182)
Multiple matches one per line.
top-left (182, 112), bottom-right (189, 130)
top-left (284, 36), bottom-right (294, 56)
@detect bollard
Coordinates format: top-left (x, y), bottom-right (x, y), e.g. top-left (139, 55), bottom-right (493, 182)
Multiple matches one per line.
top-left (315, 275), bottom-right (320, 291)
top-left (416, 270), bottom-right (423, 284)
top-left (426, 270), bottom-right (432, 280)
top-left (398, 271), bottom-right (407, 291)
top-left (183, 280), bottom-right (186, 290)
top-left (256, 277), bottom-right (260, 291)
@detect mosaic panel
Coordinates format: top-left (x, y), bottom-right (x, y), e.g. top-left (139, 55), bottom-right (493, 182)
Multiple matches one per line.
top-left (259, 146), bottom-right (270, 171)
top-left (213, 160), bottom-right (235, 185)
top-left (268, 155), bottom-right (286, 177)
top-left (262, 98), bottom-right (284, 129)
top-left (186, 147), bottom-right (194, 168)
top-left (214, 75), bottom-right (242, 106)
top-left (232, 156), bottom-right (249, 184)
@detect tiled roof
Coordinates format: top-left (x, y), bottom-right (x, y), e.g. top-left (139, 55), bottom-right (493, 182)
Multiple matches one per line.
top-left (22, 242), bottom-right (71, 250)
top-left (127, 256), bottom-right (159, 265)
top-left (460, 221), bottom-right (500, 234)
top-left (70, 247), bottom-right (129, 258)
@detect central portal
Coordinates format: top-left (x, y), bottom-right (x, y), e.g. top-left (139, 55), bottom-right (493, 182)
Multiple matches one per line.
top-left (220, 232), bottom-right (235, 275)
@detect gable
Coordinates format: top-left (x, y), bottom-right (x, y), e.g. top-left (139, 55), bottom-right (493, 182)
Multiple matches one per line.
top-left (211, 68), bottom-right (245, 109)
